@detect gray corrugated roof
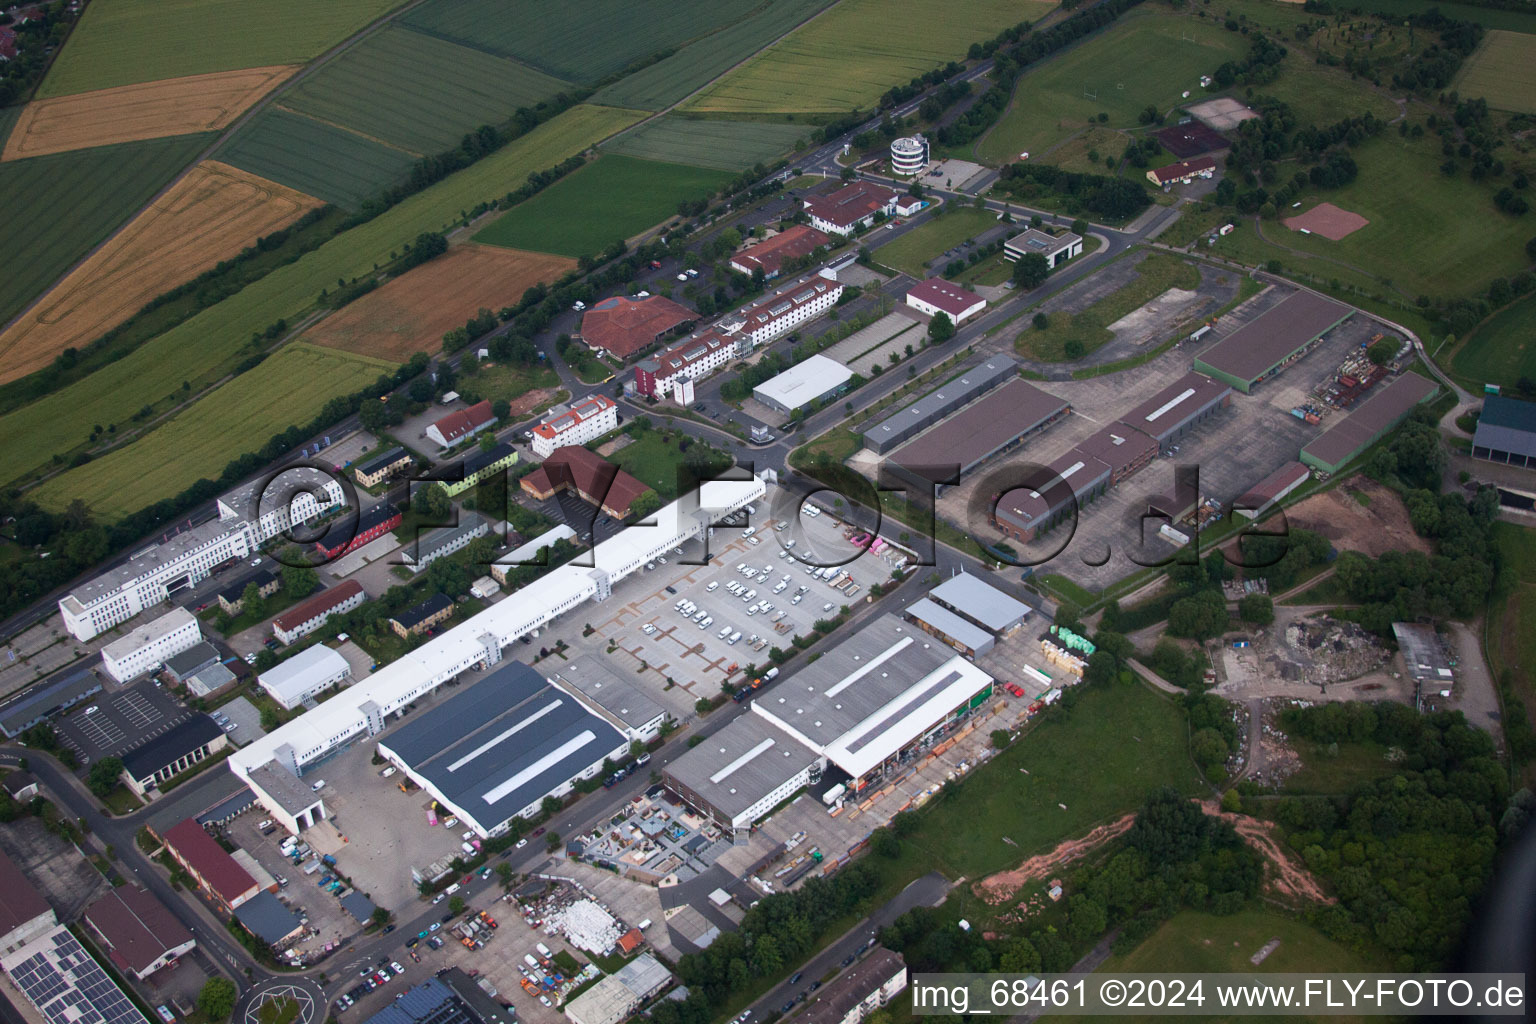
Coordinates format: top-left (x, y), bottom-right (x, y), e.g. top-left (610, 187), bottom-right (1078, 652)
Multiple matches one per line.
top-left (378, 663), bottom-right (625, 831)
top-left (0, 665), bottom-right (103, 735)
top-left (862, 356), bottom-right (1018, 452)
top-left (903, 599), bottom-right (993, 651)
top-left (663, 713), bottom-right (819, 819)
top-left (1474, 395), bottom-right (1536, 459)
top-left (551, 657), bottom-right (666, 731)
top-left (233, 891), bottom-right (302, 945)
top-left (927, 572), bottom-right (1030, 633)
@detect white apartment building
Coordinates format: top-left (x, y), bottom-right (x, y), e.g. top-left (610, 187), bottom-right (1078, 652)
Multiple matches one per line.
top-left (531, 395), bottom-right (619, 458)
top-left (100, 608), bottom-right (202, 684)
top-left (61, 466), bottom-right (345, 642)
top-left (731, 277), bottom-right (843, 348)
top-left (633, 331), bottom-right (742, 399)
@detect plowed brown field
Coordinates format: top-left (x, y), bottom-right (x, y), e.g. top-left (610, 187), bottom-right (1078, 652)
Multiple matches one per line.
top-left (3, 66), bottom-right (298, 160)
top-left (0, 160), bottom-right (320, 383)
top-left (305, 245), bottom-right (577, 361)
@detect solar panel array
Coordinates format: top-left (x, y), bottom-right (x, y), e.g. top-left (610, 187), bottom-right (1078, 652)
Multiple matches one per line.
top-left (7, 929), bottom-right (148, 1024)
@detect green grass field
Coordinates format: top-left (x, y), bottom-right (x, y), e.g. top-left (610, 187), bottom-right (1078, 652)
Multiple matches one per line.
top-left (607, 432), bottom-right (700, 500)
top-left (590, 0), bottom-right (835, 111)
top-left (1099, 906), bottom-right (1384, 973)
top-left (1210, 129), bottom-right (1535, 299)
top-left (685, 0), bottom-right (1057, 114)
top-left (872, 206), bottom-right (1004, 277)
top-left (33, 344), bottom-right (392, 516)
top-left (0, 105), bottom-right (643, 499)
top-left (217, 107), bottom-right (418, 209)
top-left (903, 681), bottom-right (1203, 879)
top-left (1450, 292), bottom-right (1536, 390)
top-left (605, 116), bottom-right (808, 172)
top-left (473, 155), bottom-right (733, 257)
top-left (1490, 522), bottom-right (1536, 787)
top-left (1018, 252), bottom-right (1199, 362)
top-left (1283, 738), bottom-right (1400, 794)
top-left (281, 26), bottom-right (573, 155)
top-left (976, 15), bottom-right (1250, 164)
top-left (1454, 30), bottom-right (1536, 114)
top-left (401, 0), bottom-right (767, 85)
top-left (1033, 124), bottom-right (1132, 175)
top-left (39, 0), bottom-right (402, 98)
top-left (0, 133), bottom-right (213, 327)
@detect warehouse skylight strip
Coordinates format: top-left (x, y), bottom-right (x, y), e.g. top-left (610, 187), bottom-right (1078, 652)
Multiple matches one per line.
top-left (447, 699), bottom-right (562, 772)
top-left (824, 635), bottom-right (914, 699)
top-left (1143, 388), bottom-right (1196, 422)
top-left (708, 738), bottom-right (776, 784)
top-left (841, 670), bottom-right (964, 755)
top-left (481, 730), bottom-right (596, 804)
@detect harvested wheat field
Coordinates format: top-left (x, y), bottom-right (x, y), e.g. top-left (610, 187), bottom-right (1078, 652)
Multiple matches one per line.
top-left (3, 66), bottom-right (298, 161)
top-left (306, 245), bottom-right (576, 361)
top-left (0, 160), bottom-right (319, 383)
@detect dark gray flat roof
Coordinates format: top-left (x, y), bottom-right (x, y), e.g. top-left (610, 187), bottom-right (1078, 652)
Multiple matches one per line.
top-left (234, 891), bottom-right (302, 945)
top-left (1196, 291), bottom-right (1351, 383)
top-left (1118, 371), bottom-right (1232, 439)
top-left (121, 715), bottom-right (224, 779)
top-left (379, 662), bottom-right (625, 830)
top-left (1302, 374), bottom-right (1436, 468)
top-left (862, 356), bottom-right (1017, 453)
top-left (550, 656), bottom-right (666, 732)
top-left (888, 379), bottom-right (1068, 476)
top-left (663, 713), bottom-right (819, 820)
top-left (0, 665), bottom-right (103, 736)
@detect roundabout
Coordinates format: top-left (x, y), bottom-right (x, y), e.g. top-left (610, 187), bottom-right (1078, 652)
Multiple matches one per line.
top-left (239, 978), bottom-right (326, 1024)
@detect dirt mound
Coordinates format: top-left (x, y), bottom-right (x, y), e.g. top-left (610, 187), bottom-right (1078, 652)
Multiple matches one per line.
top-left (1283, 476), bottom-right (1431, 560)
top-left (972, 814), bottom-right (1135, 905)
top-left (1202, 800), bottom-right (1334, 904)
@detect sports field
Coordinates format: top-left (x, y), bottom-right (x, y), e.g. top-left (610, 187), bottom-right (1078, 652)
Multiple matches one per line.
top-left (1454, 30), bottom-right (1536, 114)
top-left (0, 160), bottom-right (320, 384)
top-left (473, 155), bottom-right (734, 258)
top-left (39, 0), bottom-right (402, 98)
top-left (217, 107), bottom-right (419, 209)
top-left (605, 116), bottom-right (807, 171)
top-left (873, 206), bottom-right (1003, 277)
top-left (684, 0), bottom-right (1057, 114)
top-left (1450, 291), bottom-right (1536, 390)
top-left (400, 0), bottom-right (766, 84)
top-left (280, 26), bottom-right (572, 155)
top-left (1212, 130), bottom-right (1534, 298)
top-left (0, 105), bottom-right (644, 495)
top-left (0, 132), bottom-right (213, 329)
top-left (4, 66), bottom-right (295, 161)
top-left (31, 344), bottom-right (393, 518)
top-left (591, 0), bottom-right (835, 111)
top-left (976, 15), bottom-right (1249, 164)
top-left (306, 245), bottom-right (576, 362)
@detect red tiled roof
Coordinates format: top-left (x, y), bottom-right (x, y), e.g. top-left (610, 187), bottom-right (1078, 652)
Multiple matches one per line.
top-left (429, 400), bottom-right (495, 445)
top-left (0, 847), bottom-right (51, 935)
top-left (729, 225), bottom-right (831, 277)
top-left (1148, 156), bottom-right (1217, 183)
top-left (803, 180), bottom-right (898, 229)
top-left (647, 331), bottom-right (735, 380)
top-left (84, 887), bottom-right (193, 976)
top-left (906, 278), bottom-right (985, 318)
top-left (579, 295), bottom-right (695, 359)
top-left (273, 580), bottom-right (363, 634)
top-left (163, 819), bottom-right (257, 906)
top-left (534, 394), bottom-right (615, 441)
top-left (522, 447), bottom-right (649, 517)
top-left (617, 927), bottom-right (643, 954)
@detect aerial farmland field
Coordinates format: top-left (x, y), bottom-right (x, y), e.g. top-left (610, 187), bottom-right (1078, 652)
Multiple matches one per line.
top-left (0, 105), bottom-right (643, 497)
top-left (473, 155), bottom-right (734, 258)
top-left (684, 0), bottom-right (1056, 114)
top-left (590, 0), bottom-right (835, 111)
top-left (604, 116), bottom-right (807, 171)
top-left (216, 108), bottom-right (418, 210)
top-left (400, 0), bottom-right (767, 84)
top-left (39, 0), bottom-right (403, 98)
top-left (1450, 291), bottom-right (1536, 390)
top-left (0, 161), bottom-right (321, 385)
top-left (1454, 30), bottom-right (1536, 114)
top-left (975, 14), bottom-right (1249, 164)
top-left (30, 344), bottom-right (394, 518)
top-left (280, 26), bottom-right (573, 155)
top-left (4, 66), bottom-right (296, 161)
top-left (306, 245), bottom-right (577, 362)
top-left (0, 132), bottom-right (213, 329)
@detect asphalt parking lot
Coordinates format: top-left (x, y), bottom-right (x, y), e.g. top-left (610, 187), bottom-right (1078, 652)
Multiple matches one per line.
top-left (54, 678), bottom-right (191, 764)
top-left (221, 812), bottom-right (363, 960)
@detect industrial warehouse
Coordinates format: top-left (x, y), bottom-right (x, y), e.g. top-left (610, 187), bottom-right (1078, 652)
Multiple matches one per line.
top-left (664, 615), bottom-right (994, 832)
top-left (228, 477), bottom-right (763, 823)
top-left (1193, 290), bottom-right (1352, 393)
top-left (377, 662), bottom-right (629, 837)
top-left (1301, 373), bottom-right (1438, 474)
top-left (862, 356), bottom-right (1019, 455)
top-left (885, 379), bottom-right (1070, 490)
